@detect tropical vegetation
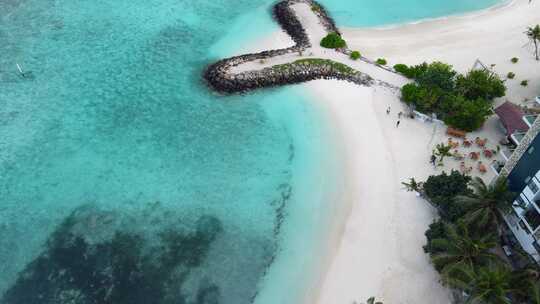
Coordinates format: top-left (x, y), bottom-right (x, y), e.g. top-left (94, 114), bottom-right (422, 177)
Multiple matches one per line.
top-left (455, 177), bottom-right (514, 231)
top-left (376, 58), bottom-right (387, 65)
top-left (422, 170), bottom-right (471, 221)
top-left (320, 32), bottom-right (346, 49)
top-left (408, 171), bottom-right (540, 303)
top-left (397, 61), bottom-right (506, 131)
top-left (350, 50), bottom-right (361, 60)
top-left (525, 24), bottom-right (540, 60)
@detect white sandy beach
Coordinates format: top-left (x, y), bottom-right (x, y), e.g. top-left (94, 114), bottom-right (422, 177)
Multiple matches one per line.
top-left (232, 0), bottom-right (540, 303)
top-left (316, 1), bottom-right (540, 303)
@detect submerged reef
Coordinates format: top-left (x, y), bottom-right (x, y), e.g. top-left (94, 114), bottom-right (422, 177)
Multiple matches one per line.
top-left (1, 206), bottom-right (223, 304)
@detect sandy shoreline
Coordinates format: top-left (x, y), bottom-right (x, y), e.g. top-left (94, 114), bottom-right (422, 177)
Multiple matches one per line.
top-left (314, 0), bottom-right (539, 303)
top-left (227, 0), bottom-right (540, 302)
top-left (308, 81), bottom-right (453, 304)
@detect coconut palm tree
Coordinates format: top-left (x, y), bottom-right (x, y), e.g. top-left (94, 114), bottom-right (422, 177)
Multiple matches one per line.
top-left (446, 262), bottom-right (515, 304)
top-left (429, 222), bottom-right (500, 278)
top-left (526, 25), bottom-right (540, 60)
top-left (508, 253), bottom-right (540, 304)
top-left (402, 177), bottom-right (423, 192)
top-left (511, 267), bottom-right (540, 304)
top-left (455, 177), bottom-right (514, 231)
top-left (434, 143), bottom-right (453, 163)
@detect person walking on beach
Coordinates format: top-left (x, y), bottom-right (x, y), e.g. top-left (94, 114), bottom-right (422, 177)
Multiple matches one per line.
top-left (430, 154), bottom-right (437, 167)
top-left (396, 120), bottom-right (401, 128)
top-left (398, 111), bottom-right (403, 119)
top-left (386, 106), bottom-right (391, 115)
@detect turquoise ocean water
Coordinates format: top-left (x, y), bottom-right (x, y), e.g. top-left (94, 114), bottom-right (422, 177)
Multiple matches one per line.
top-left (0, 0), bottom-right (501, 303)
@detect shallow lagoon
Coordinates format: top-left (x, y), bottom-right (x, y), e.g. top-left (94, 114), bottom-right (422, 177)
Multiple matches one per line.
top-left (0, 0), bottom-right (502, 303)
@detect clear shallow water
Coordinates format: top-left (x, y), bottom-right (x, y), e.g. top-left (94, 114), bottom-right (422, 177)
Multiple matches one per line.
top-left (319, 0), bottom-right (503, 27)
top-left (0, 0), bottom-right (501, 303)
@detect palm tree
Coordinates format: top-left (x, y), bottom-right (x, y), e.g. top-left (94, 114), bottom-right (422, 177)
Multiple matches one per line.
top-left (429, 222), bottom-right (500, 279)
top-left (455, 177), bottom-right (514, 231)
top-left (402, 177), bottom-right (423, 192)
top-left (447, 262), bottom-right (515, 304)
top-left (526, 25), bottom-right (540, 60)
top-left (509, 255), bottom-right (540, 304)
top-left (512, 267), bottom-right (540, 304)
top-left (434, 143), bottom-right (452, 163)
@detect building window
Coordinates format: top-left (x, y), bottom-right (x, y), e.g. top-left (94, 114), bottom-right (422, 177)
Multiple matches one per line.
top-left (529, 179), bottom-right (539, 194)
top-left (533, 241), bottom-right (540, 254)
top-left (524, 206), bottom-right (540, 231)
top-left (520, 220), bottom-right (531, 233)
top-left (516, 195), bottom-right (526, 207)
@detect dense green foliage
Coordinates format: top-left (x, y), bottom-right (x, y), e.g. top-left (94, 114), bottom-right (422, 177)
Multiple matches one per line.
top-left (413, 170), bottom-right (534, 304)
top-left (423, 170), bottom-right (472, 221)
top-left (393, 64), bottom-right (409, 75)
top-left (350, 51), bottom-right (361, 60)
top-left (375, 58), bottom-right (387, 65)
top-left (507, 72), bottom-right (515, 79)
top-left (456, 70), bottom-right (506, 100)
top-left (442, 95), bottom-right (493, 132)
top-left (423, 220), bottom-right (447, 253)
top-left (398, 61), bottom-right (506, 131)
top-left (394, 62), bottom-right (428, 79)
top-left (511, 57), bottom-right (519, 63)
top-left (416, 61), bottom-right (457, 91)
top-left (428, 222), bottom-right (499, 273)
top-left (320, 32), bottom-right (346, 49)
top-left (456, 177), bottom-right (514, 230)
top-left (521, 80), bottom-right (529, 86)
top-left (447, 262), bottom-right (515, 304)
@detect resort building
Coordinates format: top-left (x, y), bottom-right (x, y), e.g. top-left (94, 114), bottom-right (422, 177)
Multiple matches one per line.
top-left (496, 106), bottom-right (540, 262)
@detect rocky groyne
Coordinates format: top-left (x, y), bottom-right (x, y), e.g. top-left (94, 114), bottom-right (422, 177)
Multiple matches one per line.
top-left (224, 60), bottom-right (374, 92)
top-left (203, 0), bottom-right (358, 94)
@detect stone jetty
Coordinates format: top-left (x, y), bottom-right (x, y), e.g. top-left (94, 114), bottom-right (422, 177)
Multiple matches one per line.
top-left (203, 0), bottom-right (379, 94)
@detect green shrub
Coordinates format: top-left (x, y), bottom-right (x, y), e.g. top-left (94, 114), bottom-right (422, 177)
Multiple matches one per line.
top-left (311, 4), bottom-right (321, 12)
top-left (376, 58), bottom-right (387, 65)
top-left (507, 72), bottom-right (515, 79)
top-left (443, 96), bottom-right (492, 131)
top-left (350, 51), bottom-right (361, 60)
top-left (521, 80), bottom-right (529, 86)
top-left (423, 170), bottom-right (472, 222)
top-left (511, 57), bottom-right (519, 63)
top-left (417, 61), bottom-right (457, 91)
top-left (393, 64), bottom-right (411, 77)
top-left (320, 32), bottom-right (346, 49)
top-left (423, 220), bottom-right (447, 253)
top-left (395, 62), bottom-right (429, 79)
top-left (455, 69), bottom-right (506, 100)
top-left (407, 62), bottom-right (429, 79)
top-left (399, 61), bottom-right (505, 131)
